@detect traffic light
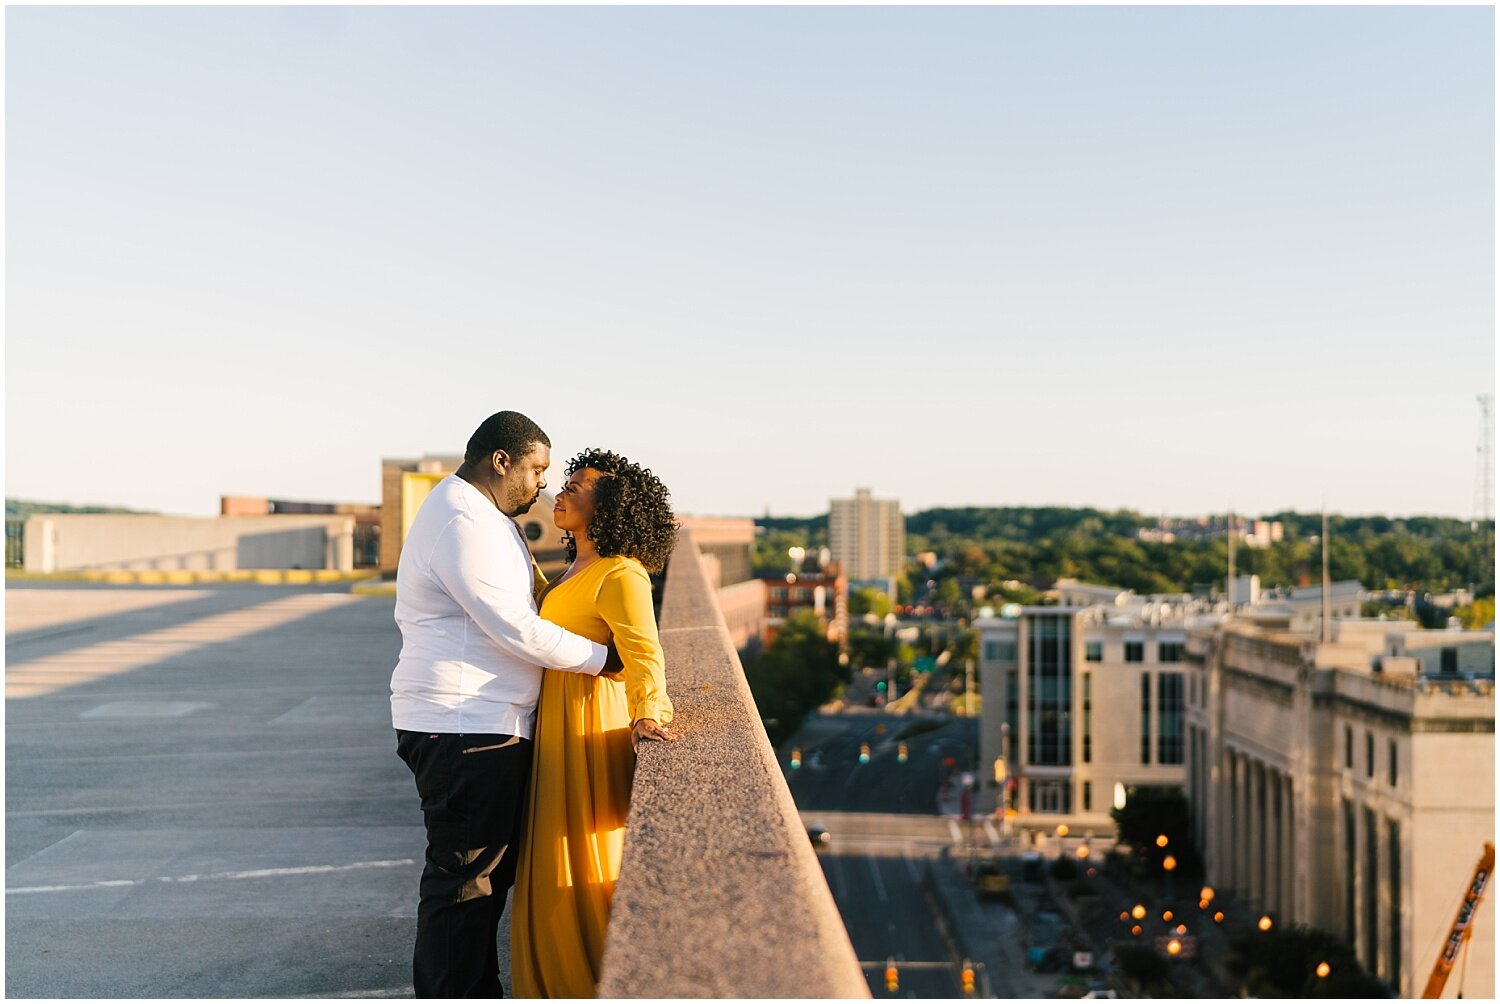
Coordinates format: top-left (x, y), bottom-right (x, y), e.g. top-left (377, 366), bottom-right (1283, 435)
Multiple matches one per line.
top-left (859, 743), bottom-right (871, 765)
top-left (875, 681), bottom-right (887, 692)
top-left (960, 958), bottom-right (975, 996)
top-left (884, 958), bottom-right (898, 993)
top-left (897, 743), bottom-right (909, 764)
top-left (790, 748), bottom-right (802, 771)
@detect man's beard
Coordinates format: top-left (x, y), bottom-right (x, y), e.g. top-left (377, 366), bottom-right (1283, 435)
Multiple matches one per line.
top-left (506, 486), bottom-right (540, 516)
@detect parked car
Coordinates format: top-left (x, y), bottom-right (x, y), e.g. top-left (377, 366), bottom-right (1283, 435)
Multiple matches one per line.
top-left (975, 861), bottom-right (1011, 901)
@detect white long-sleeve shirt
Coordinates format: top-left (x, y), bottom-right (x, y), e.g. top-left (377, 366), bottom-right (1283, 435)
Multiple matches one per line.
top-left (389, 474), bottom-right (606, 737)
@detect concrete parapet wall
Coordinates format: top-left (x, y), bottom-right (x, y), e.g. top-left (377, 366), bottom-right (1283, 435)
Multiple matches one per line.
top-left (22, 514), bottom-right (355, 573)
top-left (598, 528), bottom-right (868, 999)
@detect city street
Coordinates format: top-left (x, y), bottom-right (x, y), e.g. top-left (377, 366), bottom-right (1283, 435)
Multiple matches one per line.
top-left (785, 712), bottom-right (999, 998)
top-left (814, 821), bottom-right (963, 998)
top-left (782, 711), bottom-right (980, 815)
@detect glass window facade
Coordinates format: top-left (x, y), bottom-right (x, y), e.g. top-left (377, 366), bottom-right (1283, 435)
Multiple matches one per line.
top-left (1125, 641), bottom-right (1144, 663)
top-left (1140, 673), bottom-right (1152, 764)
top-left (1157, 672), bottom-right (1184, 764)
top-left (984, 639), bottom-right (1017, 662)
top-left (1026, 615), bottom-right (1072, 766)
top-left (1158, 641), bottom-right (1183, 663)
top-left (1085, 640), bottom-right (1102, 662)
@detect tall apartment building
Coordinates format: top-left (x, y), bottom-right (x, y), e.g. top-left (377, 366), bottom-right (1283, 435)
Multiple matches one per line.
top-left (828, 488), bottom-right (905, 584)
top-left (974, 587), bottom-right (1225, 829)
top-left (1185, 615), bottom-right (1495, 998)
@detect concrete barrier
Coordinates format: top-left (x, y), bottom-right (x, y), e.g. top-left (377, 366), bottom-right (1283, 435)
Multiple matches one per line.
top-left (597, 528), bottom-right (869, 998)
top-left (4, 568), bottom-right (379, 586)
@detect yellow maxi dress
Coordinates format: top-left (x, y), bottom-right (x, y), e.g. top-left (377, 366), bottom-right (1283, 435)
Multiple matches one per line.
top-left (510, 554), bottom-right (673, 998)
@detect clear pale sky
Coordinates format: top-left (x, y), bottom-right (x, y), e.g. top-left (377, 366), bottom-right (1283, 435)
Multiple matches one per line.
top-left (6, 6), bottom-right (1494, 520)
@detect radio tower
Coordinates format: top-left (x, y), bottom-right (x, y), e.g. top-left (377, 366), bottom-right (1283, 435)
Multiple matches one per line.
top-left (1475, 393), bottom-right (1494, 531)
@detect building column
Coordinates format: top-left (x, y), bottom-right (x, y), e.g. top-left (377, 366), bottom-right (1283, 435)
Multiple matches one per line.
top-left (1248, 756), bottom-right (1260, 906)
top-left (1235, 753), bottom-right (1249, 896)
top-left (1282, 775), bottom-right (1295, 923)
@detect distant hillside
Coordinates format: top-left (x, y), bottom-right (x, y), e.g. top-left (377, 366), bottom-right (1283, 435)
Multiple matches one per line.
top-left (753, 505), bottom-right (1494, 595)
top-left (6, 499), bottom-right (158, 520)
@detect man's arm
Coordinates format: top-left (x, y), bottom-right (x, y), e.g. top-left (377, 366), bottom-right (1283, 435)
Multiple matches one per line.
top-left (427, 515), bottom-right (606, 674)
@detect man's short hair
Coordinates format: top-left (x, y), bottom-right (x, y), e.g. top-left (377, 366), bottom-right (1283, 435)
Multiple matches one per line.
top-left (464, 411), bottom-right (550, 466)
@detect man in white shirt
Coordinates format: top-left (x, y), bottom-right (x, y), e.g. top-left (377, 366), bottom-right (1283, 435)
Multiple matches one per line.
top-left (391, 410), bottom-right (617, 998)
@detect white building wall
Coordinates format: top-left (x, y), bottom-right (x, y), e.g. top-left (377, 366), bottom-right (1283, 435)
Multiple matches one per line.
top-left (22, 514), bottom-right (355, 572)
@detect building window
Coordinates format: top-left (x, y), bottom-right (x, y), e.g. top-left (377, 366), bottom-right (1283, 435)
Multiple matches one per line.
top-left (1345, 725), bottom-right (1353, 770)
top-left (1388, 740), bottom-right (1398, 787)
top-left (1140, 674), bottom-right (1152, 764)
top-left (1030, 779), bottom-right (1071, 814)
top-left (1006, 671), bottom-right (1019, 740)
top-left (1082, 673), bottom-right (1092, 764)
top-left (1366, 731), bottom-right (1375, 779)
top-left (1158, 673), bottom-right (1184, 764)
top-left (1125, 641), bottom-right (1145, 663)
top-left (1158, 641), bottom-right (1183, 663)
top-left (1082, 780), bottom-right (1092, 812)
top-left (984, 639), bottom-right (1016, 662)
top-left (1441, 647), bottom-right (1458, 674)
top-left (771, 587), bottom-right (788, 600)
top-left (1085, 640), bottom-right (1102, 662)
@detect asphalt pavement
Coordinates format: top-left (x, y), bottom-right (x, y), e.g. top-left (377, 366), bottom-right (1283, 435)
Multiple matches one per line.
top-left (6, 583), bottom-right (423, 998)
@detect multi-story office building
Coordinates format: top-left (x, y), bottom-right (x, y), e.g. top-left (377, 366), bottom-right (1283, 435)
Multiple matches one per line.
top-left (1185, 615), bottom-right (1495, 997)
top-left (974, 587), bottom-right (1225, 830)
top-left (828, 488), bottom-right (905, 584)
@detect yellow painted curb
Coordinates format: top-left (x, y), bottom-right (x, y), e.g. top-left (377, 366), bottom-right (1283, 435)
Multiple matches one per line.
top-left (6, 569), bottom-right (382, 586)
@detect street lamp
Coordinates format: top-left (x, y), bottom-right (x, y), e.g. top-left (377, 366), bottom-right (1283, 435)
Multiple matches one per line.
top-left (1316, 962), bottom-right (1331, 979)
top-left (1258, 914), bottom-right (1274, 932)
top-left (1163, 855), bottom-right (1178, 871)
top-left (1131, 904), bottom-right (1147, 921)
top-left (1155, 834), bottom-right (1169, 848)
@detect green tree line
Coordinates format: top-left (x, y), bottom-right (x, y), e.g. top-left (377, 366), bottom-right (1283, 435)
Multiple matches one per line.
top-left (755, 508), bottom-right (1494, 598)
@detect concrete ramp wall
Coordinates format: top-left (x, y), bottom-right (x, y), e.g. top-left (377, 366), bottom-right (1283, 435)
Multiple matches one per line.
top-left (598, 527), bottom-right (868, 998)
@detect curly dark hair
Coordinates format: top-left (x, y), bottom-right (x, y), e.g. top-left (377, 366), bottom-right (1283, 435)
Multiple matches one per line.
top-left (562, 448), bottom-right (679, 573)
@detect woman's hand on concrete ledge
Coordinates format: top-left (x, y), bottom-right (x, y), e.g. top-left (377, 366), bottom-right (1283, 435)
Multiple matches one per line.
top-left (632, 718), bottom-right (679, 752)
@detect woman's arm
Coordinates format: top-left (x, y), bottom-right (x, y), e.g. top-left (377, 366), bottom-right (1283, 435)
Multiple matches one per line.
top-left (596, 562), bottom-right (674, 730)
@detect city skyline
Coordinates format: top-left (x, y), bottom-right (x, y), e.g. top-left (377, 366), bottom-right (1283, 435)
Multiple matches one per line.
top-left (6, 6), bottom-right (1494, 520)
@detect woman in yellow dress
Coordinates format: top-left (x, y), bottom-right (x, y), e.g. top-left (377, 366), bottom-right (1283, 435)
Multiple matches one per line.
top-left (510, 448), bottom-right (678, 998)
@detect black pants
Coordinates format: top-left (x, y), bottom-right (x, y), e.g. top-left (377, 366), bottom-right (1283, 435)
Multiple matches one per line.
top-left (396, 730), bottom-right (533, 999)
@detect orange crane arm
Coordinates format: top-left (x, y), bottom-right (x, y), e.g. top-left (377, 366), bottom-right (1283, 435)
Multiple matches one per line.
top-left (1422, 842), bottom-right (1495, 998)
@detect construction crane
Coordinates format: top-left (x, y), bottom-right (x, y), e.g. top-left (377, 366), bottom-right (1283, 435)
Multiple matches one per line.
top-left (1422, 842), bottom-right (1494, 998)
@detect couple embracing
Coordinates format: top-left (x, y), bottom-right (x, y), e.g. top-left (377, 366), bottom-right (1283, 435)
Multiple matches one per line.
top-left (389, 410), bottom-right (678, 998)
